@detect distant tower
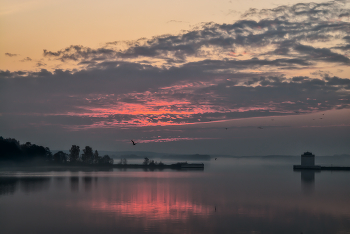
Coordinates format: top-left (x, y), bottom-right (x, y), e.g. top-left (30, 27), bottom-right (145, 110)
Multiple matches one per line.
top-left (301, 151), bottom-right (315, 167)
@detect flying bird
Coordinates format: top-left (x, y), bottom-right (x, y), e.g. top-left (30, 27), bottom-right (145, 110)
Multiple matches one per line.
top-left (131, 140), bottom-right (137, 145)
top-left (215, 158), bottom-right (217, 160)
top-left (258, 127), bottom-right (263, 129)
top-left (225, 128), bottom-right (228, 130)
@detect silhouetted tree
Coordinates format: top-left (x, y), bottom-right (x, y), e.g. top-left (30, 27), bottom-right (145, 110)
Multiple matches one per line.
top-left (20, 142), bottom-right (49, 161)
top-left (45, 147), bottom-right (52, 162)
top-left (0, 137), bottom-right (52, 162)
top-left (118, 158), bottom-right (127, 165)
top-left (82, 146), bottom-right (93, 164)
top-left (143, 157), bottom-right (150, 165)
top-left (69, 145), bottom-right (80, 163)
top-left (0, 137), bottom-right (22, 161)
top-left (100, 155), bottom-right (113, 165)
top-left (53, 151), bottom-right (67, 163)
top-left (93, 150), bottom-right (99, 164)
top-left (0, 136), bottom-right (115, 166)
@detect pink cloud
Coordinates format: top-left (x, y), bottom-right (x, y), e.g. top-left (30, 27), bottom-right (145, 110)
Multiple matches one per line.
top-left (124, 137), bottom-right (218, 143)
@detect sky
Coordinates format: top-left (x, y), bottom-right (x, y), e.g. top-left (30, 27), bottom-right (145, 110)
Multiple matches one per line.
top-left (1, 0), bottom-right (350, 156)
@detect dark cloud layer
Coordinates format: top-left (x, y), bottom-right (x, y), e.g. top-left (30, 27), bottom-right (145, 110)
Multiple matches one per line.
top-left (1, 62), bottom-right (349, 126)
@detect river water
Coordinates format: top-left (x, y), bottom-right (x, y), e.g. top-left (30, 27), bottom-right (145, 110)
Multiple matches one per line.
top-left (1, 156), bottom-right (350, 234)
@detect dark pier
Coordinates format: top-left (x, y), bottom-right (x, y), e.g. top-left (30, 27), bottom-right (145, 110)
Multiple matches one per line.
top-left (293, 152), bottom-right (350, 171)
top-left (293, 165), bottom-right (350, 171)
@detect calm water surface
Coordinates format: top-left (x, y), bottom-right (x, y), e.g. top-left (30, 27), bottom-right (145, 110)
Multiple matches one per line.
top-left (1, 157), bottom-right (350, 234)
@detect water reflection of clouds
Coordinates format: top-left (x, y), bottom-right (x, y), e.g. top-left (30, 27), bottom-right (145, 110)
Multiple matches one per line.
top-left (90, 200), bottom-right (210, 220)
top-left (1, 161), bottom-right (350, 234)
top-left (78, 182), bottom-right (212, 221)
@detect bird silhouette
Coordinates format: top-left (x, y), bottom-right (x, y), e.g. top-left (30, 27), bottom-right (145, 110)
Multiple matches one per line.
top-left (258, 126), bottom-right (263, 129)
top-left (225, 128), bottom-right (228, 130)
top-left (215, 158), bottom-right (217, 160)
top-left (131, 140), bottom-right (137, 145)
top-left (319, 118), bottom-right (323, 119)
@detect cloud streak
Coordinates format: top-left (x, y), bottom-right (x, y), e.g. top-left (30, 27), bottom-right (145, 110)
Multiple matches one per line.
top-left (128, 137), bottom-right (217, 143)
top-left (5, 53), bottom-right (18, 57)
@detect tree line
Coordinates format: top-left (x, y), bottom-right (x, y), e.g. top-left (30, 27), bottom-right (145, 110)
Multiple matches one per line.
top-left (0, 136), bottom-right (113, 165)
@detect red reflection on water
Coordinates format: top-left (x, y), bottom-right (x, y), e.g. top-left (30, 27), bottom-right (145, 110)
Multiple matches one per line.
top-left (85, 182), bottom-right (212, 220)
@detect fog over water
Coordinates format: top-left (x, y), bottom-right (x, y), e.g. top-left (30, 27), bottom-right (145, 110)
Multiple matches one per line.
top-left (1, 156), bottom-right (350, 234)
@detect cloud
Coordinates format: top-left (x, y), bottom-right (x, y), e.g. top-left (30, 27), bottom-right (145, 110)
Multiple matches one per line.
top-left (166, 20), bottom-right (189, 24)
top-left (20, 57), bottom-right (32, 62)
top-left (339, 12), bottom-right (350, 18)
top-left (294, 44), bottom-right (350, 64)
top-left (1, 0), bottom-right (350, 130)
top-left (5, 53), bottom-right (18, 57)
top-left (36, 61), bottom-right (47, 67)
top-left (131, 137), bottom-right (217, 143)
top-left (1, 62), bottom-right (349, 128)
top-left (40, 0), bottom-right (350, 70)
top-left (43, 45), bottom-right (116, 62)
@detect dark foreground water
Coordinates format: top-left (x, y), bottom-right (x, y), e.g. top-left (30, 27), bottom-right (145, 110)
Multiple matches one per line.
top-left (1, 156), bottom-right (350, 234)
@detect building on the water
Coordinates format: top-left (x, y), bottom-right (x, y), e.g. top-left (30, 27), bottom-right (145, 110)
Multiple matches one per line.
top-left (301, 151), bottom-right (315, 167)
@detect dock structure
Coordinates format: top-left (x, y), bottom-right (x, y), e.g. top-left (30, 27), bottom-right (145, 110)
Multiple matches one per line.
top-left (112, 162), bottom-right (204, 170)
top-left (293, 152), bottom-right (350, 171)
